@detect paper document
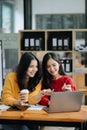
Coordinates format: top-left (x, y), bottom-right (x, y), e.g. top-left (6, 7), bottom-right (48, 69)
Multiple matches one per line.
top-left (27, 105), bottom-right (45, 110)
top-left (0, 104), bottom-right (10, 110)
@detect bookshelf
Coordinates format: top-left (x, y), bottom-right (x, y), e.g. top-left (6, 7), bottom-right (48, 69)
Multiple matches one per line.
top-left (18, 29), bottom-right (87, 95)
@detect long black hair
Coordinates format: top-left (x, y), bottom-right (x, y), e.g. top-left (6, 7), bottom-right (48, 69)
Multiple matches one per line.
top-left (16, 52), bottom-right (41, 92)
top-left (42, 52), bottom-right (65, 89)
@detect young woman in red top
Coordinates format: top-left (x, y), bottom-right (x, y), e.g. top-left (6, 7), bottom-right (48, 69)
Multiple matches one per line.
top-left (39, 52), bottom-right (76, 107)
top-left (39, 52), bottom-right (76, 130)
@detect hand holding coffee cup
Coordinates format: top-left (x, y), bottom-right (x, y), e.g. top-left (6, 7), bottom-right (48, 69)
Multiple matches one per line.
top-left (19, 89), bottom-right (29, 105)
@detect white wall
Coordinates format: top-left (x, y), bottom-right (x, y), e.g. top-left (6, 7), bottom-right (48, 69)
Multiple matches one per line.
top-left (32, 0), bottom-right (85, 29)
top-left (14, 0), bottom-right (24, 32)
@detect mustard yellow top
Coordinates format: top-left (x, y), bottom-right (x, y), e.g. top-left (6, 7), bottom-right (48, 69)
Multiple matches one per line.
top-left (1, 72), bottom-right (42, 106)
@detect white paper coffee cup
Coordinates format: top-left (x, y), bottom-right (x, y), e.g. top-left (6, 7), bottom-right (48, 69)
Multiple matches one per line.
top-left (20, 89), bottom-right (29, 94)
top-left (20, 89), bottom-right (29, 106)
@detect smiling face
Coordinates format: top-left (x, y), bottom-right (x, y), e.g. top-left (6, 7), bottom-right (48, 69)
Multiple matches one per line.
top-left (46, 58), bottom-right (60, 79)
top-left (26, 59), bottom-right (38, 78)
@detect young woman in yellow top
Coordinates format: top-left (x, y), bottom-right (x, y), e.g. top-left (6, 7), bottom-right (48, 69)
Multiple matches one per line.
top-left (2, 52), bottom-right (43, 130)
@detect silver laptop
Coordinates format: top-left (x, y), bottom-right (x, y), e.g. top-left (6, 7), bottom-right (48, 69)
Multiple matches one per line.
top-left (43, 91), bottom-right (83, 113)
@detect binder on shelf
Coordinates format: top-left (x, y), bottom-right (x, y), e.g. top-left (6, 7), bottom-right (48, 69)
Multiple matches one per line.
top-left (63, 38), bottom-right (69, 50)
top-left (58, 39), bottom-right (63, 50)
top-left (29, 38), bottom-right (35, 50)
top-left (52, 38), bottom-right (57, 50)
top-left (39, 37), bottom-right (42, 50)
top-left (24, 38), bottom-right (29, 50)
top-left (60, 59), bottom-right (65, 71)
top-left (65, 58), bottom-right (72, 73)
top-left (35, 38), bottom-right (42, 50)
top-left (35, 39), bottom-right (40, 50)
top-left (60, 58), bottom-right (72, 73)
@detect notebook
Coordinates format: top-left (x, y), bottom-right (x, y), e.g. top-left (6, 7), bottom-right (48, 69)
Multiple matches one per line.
top-left (43, 91), bottom-right (83, 113)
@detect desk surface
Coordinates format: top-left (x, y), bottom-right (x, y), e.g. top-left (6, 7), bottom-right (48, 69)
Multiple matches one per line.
top-left (0, 105), bottom-right (87, 123)
top-left (79, 88), bottom-right (87, 95)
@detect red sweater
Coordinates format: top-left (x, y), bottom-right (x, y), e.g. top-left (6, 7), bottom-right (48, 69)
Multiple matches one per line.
top-left (39, 76), bottom-right (76, 106)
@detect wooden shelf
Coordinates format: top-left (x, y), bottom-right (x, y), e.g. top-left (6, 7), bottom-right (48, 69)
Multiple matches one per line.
top-left (18, 29), bottom-right (87, 92)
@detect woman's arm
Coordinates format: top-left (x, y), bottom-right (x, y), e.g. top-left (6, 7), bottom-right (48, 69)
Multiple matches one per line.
top-left (28, 80), bottom-right (43, 104)
top-left (62, 76), bottom-right (76, 91)
top-left (1, 73), bottom-right (20, 106)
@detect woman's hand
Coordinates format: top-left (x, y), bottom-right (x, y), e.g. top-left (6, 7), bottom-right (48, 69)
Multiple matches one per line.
top-left (13, 100), bottom-right (22, 106)
top-left (41, 89), bottom-right (53, 96)
top-left (62, 83), bottom-right (72, 91)
top-left (19, 92), bottom-right (29, 105)
top-left (13, 92), bottom-right (29, 106)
